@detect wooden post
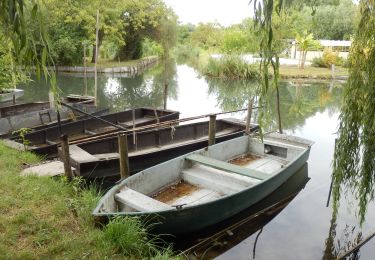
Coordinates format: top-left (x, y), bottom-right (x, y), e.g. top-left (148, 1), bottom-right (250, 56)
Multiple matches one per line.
top-left (83, 44), bottom-right (88, 96)
top-left (118, 132), bottom-right (130, 179)
top-left (94, 10), bottom-right (99, 107)
top-left (60, 134), bottom-right (73, 179)
top-left (245, 98), bottom-right (253, 134)
top-left (208, 115), bottom-right (216, 146)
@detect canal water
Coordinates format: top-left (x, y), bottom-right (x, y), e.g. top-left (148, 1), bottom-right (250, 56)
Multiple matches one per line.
top-left (18, 62), bottom-right (375, 259)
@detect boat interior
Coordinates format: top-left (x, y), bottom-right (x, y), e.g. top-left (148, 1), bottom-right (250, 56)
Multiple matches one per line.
top-left (14, 108), bottom-right (177, 148)
top-left (71, 119), bottom-right (246, 164)
top-left (99, 135), bottom-right (308, 214)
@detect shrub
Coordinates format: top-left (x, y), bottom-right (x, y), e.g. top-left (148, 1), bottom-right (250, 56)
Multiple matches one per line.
top-left (312, 48), bottom-right (346, 68)
top-left (203, 55), bottom-right (260, 80)
top-left (311, 57), bottom-right (326, 68)
top-left (322, 48), bottom-right (338, 67)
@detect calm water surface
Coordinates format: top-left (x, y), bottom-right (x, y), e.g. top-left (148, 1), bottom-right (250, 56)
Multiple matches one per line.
top-left (19, 63), bottom-right (375, 259)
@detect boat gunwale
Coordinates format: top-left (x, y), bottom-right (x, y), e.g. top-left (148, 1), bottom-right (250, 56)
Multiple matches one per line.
top-left (10, 107), bottom-right (180, 148)
top-left (93, 134), bottom-right (312, 217)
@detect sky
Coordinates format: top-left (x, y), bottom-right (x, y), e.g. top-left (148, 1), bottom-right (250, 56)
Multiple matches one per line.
top-left (163, 0), bottom-right (253, 26)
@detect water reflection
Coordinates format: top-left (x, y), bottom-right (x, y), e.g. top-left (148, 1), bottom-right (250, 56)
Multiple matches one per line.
top-left (322, 210), bottom-right (362, 260)
top-left (19, 60), bottom-right (375, 259)
top-left (205, 78), bottom-right (342, 132)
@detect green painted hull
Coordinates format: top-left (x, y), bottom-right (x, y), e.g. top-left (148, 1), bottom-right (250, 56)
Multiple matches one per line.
top-left (93, 134), bottom-right (312, 235)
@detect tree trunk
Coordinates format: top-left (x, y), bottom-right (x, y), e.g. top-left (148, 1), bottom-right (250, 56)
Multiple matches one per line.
top-left (91, 29), bottom-right (104, 63)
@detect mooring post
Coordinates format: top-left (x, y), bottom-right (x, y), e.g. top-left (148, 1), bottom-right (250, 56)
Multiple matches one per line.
top-left (118, 132), bottom-right (130, 179)
top-left (245, 98), bottom-right (253, 134)
top-left (60, 134), bottom-right (73, 179)
top-left (208, 114), bottom-right (216, 146)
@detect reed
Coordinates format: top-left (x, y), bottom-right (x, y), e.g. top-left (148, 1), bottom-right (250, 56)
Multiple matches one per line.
top-left (203, 55), bottom-right (260, 80)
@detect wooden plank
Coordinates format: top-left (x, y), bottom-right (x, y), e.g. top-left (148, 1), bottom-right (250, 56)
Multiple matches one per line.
top-left (69, 145), bottom-right (98, 163)
top-left (186, 154), bottom-right (269, 180)
top-left (120, 117), bottom-right (153, 127)
top-left (255, 159), bottom-right (286, 174)
top-left (115, 188), bottom-right (171, 212)
top-left (182, 168), bottom-right (245, 195)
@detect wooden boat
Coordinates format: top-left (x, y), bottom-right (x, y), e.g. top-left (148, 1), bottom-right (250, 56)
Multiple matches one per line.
top-left (0, 96), bottom-right (96, 138)
top-left (7, 107), bottom-right (179, 156)
top-left (0, 89), bottom-right (24, 103)
top-left (66, 118), bottom-right (257, 180)
top-left (93, 133), bottom-right (313, 235)
top-left (0, 101), bottom-right (51, 118)
top-left (180, 163), bottom-right (309, 256)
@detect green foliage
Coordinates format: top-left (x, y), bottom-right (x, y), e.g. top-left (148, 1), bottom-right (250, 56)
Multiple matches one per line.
top-left (117, 0), bottom-right (175, 61)
top-left (333, 0), bottom-right (375, 224)
top-left (0, 39), bottom-right (14, 90)
top-left (308, 0), bottom-right (358, 40)
top-left (311, 57), bottom-right (326, 68)
top-left (322, 48), bottom-right (338, 67)
top-left (220, 29), bottom-right (250, 54)
top-left (103, 216), bottom-right (179, 258)
top-left (203, 55), bottom-right (260, 80)
top-left (312, 49), bottom-right (347, 68)
top-left (251, 0), bottom-right (286, 133)
top-left (296, 31), bottom-right (320, 69)
top-left (142, 38), bottom-right (163, 57)
top-left (12, 128), bottom-right (32, 148)
top-left (190, 23), bottom-right (223, 50)
top-left (104, 217), bottom-right (151, 256)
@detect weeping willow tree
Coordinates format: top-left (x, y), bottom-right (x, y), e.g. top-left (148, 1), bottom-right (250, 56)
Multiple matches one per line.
top-left (251, 0), bottom-right (285, 134)
top-left (0, 0), bottom-right (59, 102)
top-left (332, 1), bottom-right (375, 224)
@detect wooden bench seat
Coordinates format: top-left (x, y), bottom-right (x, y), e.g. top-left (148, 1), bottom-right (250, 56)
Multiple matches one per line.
top-left (69, 145), bottom-right (98, 163)
top-left (115, 188), bottom-right (171, 212)
top-left (185, 154), bottom-right (269, 180)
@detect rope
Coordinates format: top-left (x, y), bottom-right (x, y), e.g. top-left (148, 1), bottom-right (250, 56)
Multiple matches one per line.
top-left (170, 125), bottom-right (176, 140)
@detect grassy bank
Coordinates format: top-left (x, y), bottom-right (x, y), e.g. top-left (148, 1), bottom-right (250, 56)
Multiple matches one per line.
top-left (279, 65), bottom-right (349, 79)
top-left (0, 141), bottom-right (177, 259)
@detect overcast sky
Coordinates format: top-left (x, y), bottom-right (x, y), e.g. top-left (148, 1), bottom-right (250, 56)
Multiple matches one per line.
top-left (164, 0), bottom-right (253, 26)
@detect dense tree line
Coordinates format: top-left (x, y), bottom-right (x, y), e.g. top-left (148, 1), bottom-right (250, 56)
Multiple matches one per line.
top-left (176, 0), bottom-right (358, 56)
top-left (40, 0), bottom-right (177, 65)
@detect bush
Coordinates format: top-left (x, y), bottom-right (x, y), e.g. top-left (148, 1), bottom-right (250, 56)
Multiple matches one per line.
top-left (203, 55), bottom-right (260, 80)
top-left (322, 48), bottom-right (338, 67)
top-left (142, 38), bottom-right (163, 57)
top-left (311, 57), bottom-right (326, 68)
top-left (311, 48), bottom-right (345, 68)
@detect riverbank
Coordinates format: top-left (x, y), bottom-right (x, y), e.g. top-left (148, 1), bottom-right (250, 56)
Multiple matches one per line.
top-left (55, 56), bottom-right (158, 75)
top-left (279, 65), bottom-right (349, 80)
top-left (193, 51), bottom-right (349, 80)
top-left (0, 141), bottom-right (177, 259)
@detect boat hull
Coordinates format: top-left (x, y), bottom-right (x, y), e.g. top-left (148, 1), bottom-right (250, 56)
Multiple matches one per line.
top-left (0, 89), bottom-right (24, 103)
top-left (93, 134), bottom-right (312, 235)
top-left (8, 107), bottom-right (179, 156)
top-left (72, 119), bottom-right (257, 180)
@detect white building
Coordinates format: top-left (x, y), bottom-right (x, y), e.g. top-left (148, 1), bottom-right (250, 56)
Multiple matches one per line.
top-left (291, 40), bottom-right (351, 61)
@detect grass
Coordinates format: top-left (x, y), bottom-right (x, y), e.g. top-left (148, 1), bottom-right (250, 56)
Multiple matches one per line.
top-left (202, 55), bottom-right (260, 80)
top-left (85, 56), bottom-right (158, 68)
top-left (279, 65), bottom-right (349, 79)
top-left (0, 141), bottom-right (179, 259)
